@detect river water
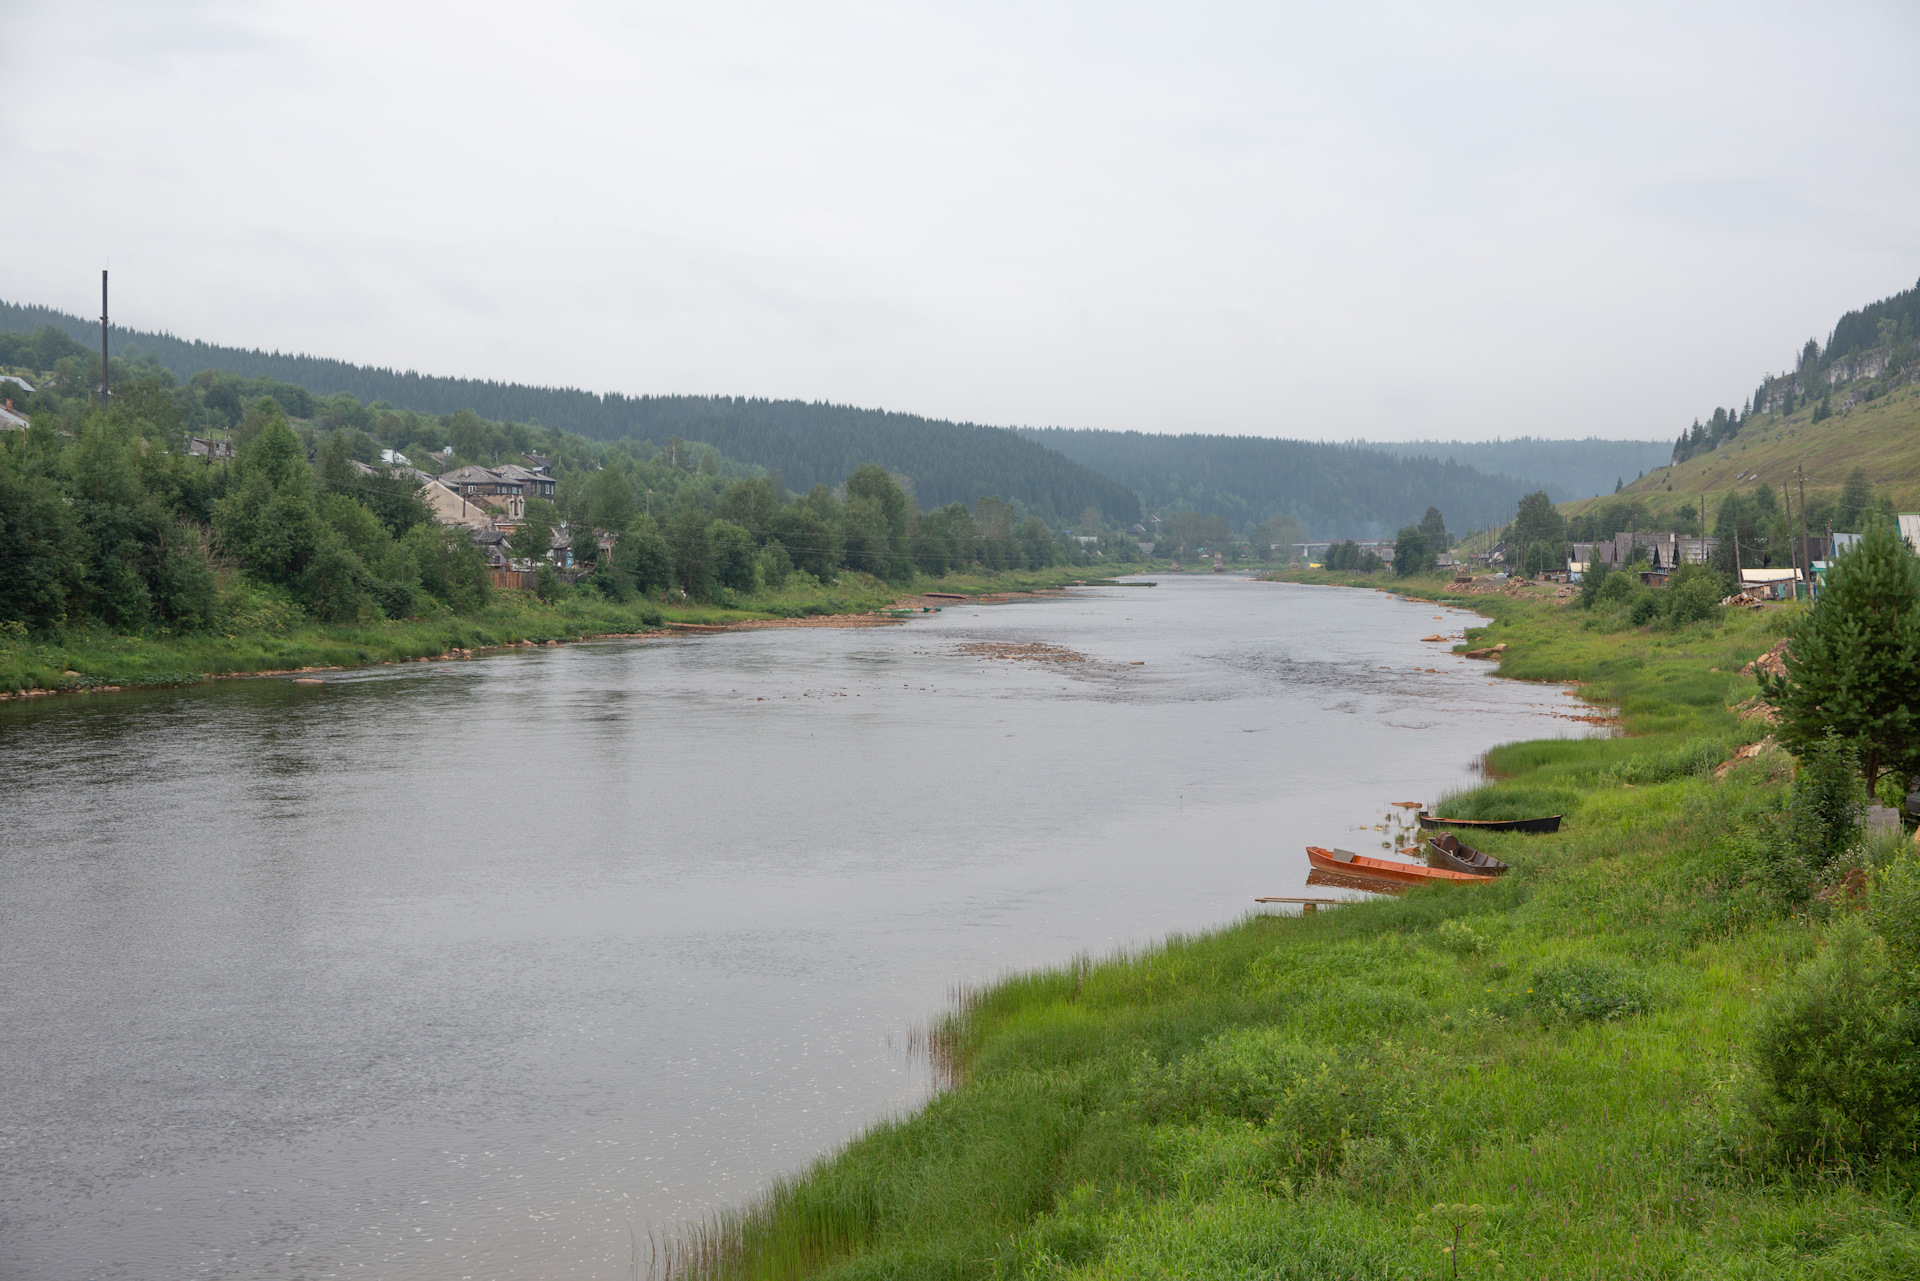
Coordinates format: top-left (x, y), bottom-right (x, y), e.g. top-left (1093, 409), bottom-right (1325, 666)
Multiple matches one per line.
top-left (0, 575), bottom-right (1583, 1279)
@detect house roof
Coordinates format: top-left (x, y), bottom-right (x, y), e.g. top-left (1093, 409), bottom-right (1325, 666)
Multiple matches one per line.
top-left (417, 479), bottom-right (499, 529)
top-left (0, 403), bottom-right (30, 431)
top-left (1740, 568), bottom-right (1800, 584)
top-left (440, 465), bottom-right (506, 484)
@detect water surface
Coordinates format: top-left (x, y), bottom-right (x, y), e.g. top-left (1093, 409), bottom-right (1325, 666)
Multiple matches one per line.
top-left (0, 576), bottom-right (1583, 1278)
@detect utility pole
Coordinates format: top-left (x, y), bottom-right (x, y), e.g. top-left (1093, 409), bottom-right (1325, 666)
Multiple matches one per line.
top-left (1785, 483), bottom-right (1800, 598)
top-left (1798, 466), bottom-right (1811, 600)
top-left (99, 269), bottom-right (110, 407)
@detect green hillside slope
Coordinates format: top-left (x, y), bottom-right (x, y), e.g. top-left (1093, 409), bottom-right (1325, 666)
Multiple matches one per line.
top-left (0, 300), bottom-right (1139, 523)
top-left (1568, 276), bottom-right (1920, 527)
top-left (1588, 380), bottom-right (1920, 525)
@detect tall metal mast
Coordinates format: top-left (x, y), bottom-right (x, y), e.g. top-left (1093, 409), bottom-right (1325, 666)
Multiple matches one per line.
top-left (99, 270), bottom-right (110, 407)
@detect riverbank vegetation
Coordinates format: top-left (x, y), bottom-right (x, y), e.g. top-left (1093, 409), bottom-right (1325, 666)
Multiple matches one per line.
top-left (0, 341), bottom-right (1157, 694)
top-left (655, 560), bottom-right (1920, 1279)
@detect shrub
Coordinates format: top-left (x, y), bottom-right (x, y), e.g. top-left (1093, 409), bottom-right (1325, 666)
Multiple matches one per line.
top-left (1662, 566), bottom-right (1726, 628)
top-left (1871, 852), bottom-right (1920, 973)
top-left (1749, 919), bottom-right (1920, 1163)
top-left (298, 542), bottom-right (370, 622)
top-left (1579, 561), bottom-right (1613, 608)
top-left (1628, 591), bottom-right (1662, 626)
top-left (758, 540), bottom-right (794, 590)
top-left (1435, 919), bottom-right (1490, 957)
top-left (1524, 958), bottom-right (1649, 1023)
top-left (1596, 572), bottom-right (1634, 606)
top-left (1763, 737), bottom-right (1865, 901)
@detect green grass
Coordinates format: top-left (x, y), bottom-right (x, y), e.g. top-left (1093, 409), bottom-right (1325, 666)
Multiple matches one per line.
top-left (648, 581), bottom-right (1920, 1280)
top-left (0, 564), bottom-right (1137, 696)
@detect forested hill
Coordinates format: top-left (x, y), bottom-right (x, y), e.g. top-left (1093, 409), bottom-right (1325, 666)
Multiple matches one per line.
top-left (1018, 428), bottom-right (1539, 538)
top-left (0, 299), bottom-right (1138, 523)
top-left (1359, 437), bottom-right (1674, 503)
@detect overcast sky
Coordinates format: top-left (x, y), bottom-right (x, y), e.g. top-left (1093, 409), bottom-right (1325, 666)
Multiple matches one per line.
top-left (3, 1), bottom-right (1917, 442)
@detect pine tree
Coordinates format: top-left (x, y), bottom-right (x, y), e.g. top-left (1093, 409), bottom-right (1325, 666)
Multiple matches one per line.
top-left (1762, 518), bottom-right (1920, 791)
top-left (1838, 467), bottom-right (1873, 532)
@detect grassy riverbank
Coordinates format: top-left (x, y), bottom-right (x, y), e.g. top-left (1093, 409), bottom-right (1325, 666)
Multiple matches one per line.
top-left (0, 565), bottom-right (1142, 697)
top-left (660, 574), bottom-right (1920, 1279)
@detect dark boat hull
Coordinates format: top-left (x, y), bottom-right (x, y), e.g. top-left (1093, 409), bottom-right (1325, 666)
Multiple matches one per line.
top-left (1425, 834), bottom-right (1511, 876)
top-left (1417, 812), bottom-right (1561, 834)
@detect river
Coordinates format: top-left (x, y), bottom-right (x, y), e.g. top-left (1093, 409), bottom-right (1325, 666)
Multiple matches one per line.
top-left (0, 575), bottom-right (1584, 1279)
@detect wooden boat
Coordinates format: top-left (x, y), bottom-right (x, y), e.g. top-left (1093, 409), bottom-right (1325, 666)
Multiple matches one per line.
top-left (1305, 846), bottom-right (1496, 887)
top-left (1416, 811), bottom-right (1562, 834)
top-left (1425, 832), bottom-right (1511, 877)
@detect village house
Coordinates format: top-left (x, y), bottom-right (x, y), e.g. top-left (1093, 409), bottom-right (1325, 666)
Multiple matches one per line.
top-left (493, 463), bottom-right (557, 500)
top-left (438, 465), bottom-right (527, 521)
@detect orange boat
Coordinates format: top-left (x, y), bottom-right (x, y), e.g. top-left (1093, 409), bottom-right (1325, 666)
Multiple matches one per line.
top-left (1306, 846), bottom-right (1496, 887)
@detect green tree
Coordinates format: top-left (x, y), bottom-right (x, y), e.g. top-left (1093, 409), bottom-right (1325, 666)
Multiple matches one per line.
top-left (402, 523), bottom-right (492, 611)
top-left (213, 415), bottom-right (327, 586)
top-left (844, 464), bottom-right (912, 580)
top-left (569, 524), bottom-right (601, 572)
top-left (718, 475), bottom-right (784, 542)
top-left (1393, 526), bottom-right (1433, 577)
top-left (709, 519), bottom-right (758, 591)
top-left (1838, 467), bottom-right (1873, 533)
top-left (511, 497), bottom-right (558, 563)
top-left (586, 467), bottom-right (636, 531)
top-left (757, 540), bottom-right (794, 589)
top-left (1578, 560), bottom-right (1613, 609)
top-left (1762, 518), bottom-right (1920, 791)
top-left (1417, 506), bottom-right (1450, 553)
top-left (1510, 491), bottom-right (1564, 563)
top-left (668, 501), bottom-right (715, 597)
top-left (770, 500), bottom-right (840, 582)
top-left (615, 515), bottom-right (673, 596)
top-left (1016, 516), bottom-right (1055, 570)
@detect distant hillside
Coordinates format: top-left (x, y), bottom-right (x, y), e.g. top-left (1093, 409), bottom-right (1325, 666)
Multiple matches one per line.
top-left (0, 299), bottom-right (1139, 523)
top-left (1575, 275), bottom-right (1920, 524)
top-left (1360, 437), bottom-right (1674, 503)
top-left (1018, 428), bottom-right (1540, 539)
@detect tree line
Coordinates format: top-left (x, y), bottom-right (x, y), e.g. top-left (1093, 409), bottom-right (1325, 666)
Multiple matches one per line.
top-left (0, 302), bottom-right (1140, 523)
top-left (0, 348), bottom-right (1143, 635)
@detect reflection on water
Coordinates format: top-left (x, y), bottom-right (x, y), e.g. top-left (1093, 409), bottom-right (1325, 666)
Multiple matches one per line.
top-left (0, 576), bottom-right (1584, 1279)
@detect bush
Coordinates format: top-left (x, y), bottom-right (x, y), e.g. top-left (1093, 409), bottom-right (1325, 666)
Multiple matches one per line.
top-left (1596, 573), bottom-right (1634, 606)
top-left (1749, 919), bottom-right (1920, 1163)
top-left (298, 542), bottom-right (369, 622)
top-left (1435, 919), bottom-right (1490, 957)
top-left (1662, 566), bottom-right (1726, 628)
top-left (758, 540), bottom-right (794, 590)
top-left (1763, 737), bottom-right (1865, 901)
top-left (710, 519), bottom-right (758, 592)
top-left (1524, 958), bottom-right (1649, 1023)
top-left (1579, 561), bottom-right (1613, 609)
top-left (1628, 590), bottom-right (1662, 626)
